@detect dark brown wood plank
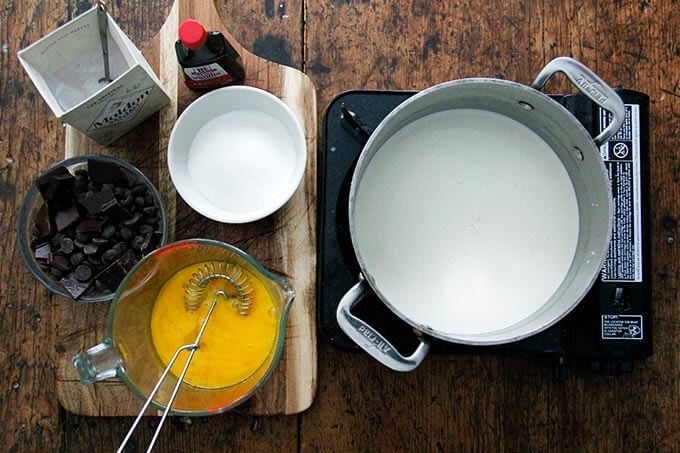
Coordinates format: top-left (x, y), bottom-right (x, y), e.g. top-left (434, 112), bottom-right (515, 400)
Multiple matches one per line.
top-left (302, 0), bottom-right (680, 451)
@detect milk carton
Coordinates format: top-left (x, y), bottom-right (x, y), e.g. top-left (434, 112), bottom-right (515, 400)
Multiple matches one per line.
top-left (18, 5), bottom-right (169, 145)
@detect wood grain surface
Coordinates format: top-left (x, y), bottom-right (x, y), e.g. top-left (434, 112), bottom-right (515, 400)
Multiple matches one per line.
top-left (1, 0), bottom-right (679, 451)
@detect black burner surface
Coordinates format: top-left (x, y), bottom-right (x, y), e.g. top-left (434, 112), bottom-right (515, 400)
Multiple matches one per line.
top-left (317, 89), bottom-right (651, 375)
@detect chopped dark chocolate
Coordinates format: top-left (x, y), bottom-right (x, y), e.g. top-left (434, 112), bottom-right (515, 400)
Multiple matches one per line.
top-left (121, 249), bottom-right (137, 269)
top-left (50, 254), bottom-right (71, 272)
top-left (112, 242), bottom-right (128, 254)
top-left (59, 237), bottom-right (74, 254)
top-left (83, 243), bottom-right (99, 255)
top-left (35, 166), bottom-right (73, 201)
top-left (75, 264), bottom-right (93, 282)
top-left (102, 200), bottom-right (132, 223)
top-left (138, 224), bottom-right (154, 235)
top-left (142, 206), bottom-right (158, 215)
top-left (34, 202), bottom-right (52, 241)
top-left (51, 233), bottom-right (64, 247)
top-left (92, 237), bottom-right (109, 246)
top-left (144, 194), bottom-right (154, 206)
top-left (101, 224), bottom-right (116, 239)
top-left (134, 196), bottom-right (145, 207)
top-left (119, 227), bottom-right (133, 241)
top-left (88, 159), bottom-right (123, 186)
top-left (123, 214), bottom-right (141, 227)
top-left (131, 184), bottom-right (147, 195)
top-left (51, 268), bottom-right (63, 279)
top-left (76, 217), bottom-right (106, 234)
top-left (60, 277), bottom-right (90, 299)
top-left (96, 260), bottom-right (127, 291)
top-left (78, 189), bottom-right (117, 217)
top-left (74, 239), bottom-right (88, 249)
top-left (131, 235), bottom-right (145, 250)
top-left (102, 248), bottom-right (120, 264)
top-left (71, 252), bottom-right (85, 266)
top-left (34, 243), bottom-right (51, 261)
top-left (145, 215), bottom-right (160, 225)
top-left (75, 231), bottom-right (92, 243)
top-left (140, 232), bottom-right (154, 255)
top-left (54, 203), bottom-right (80, 232)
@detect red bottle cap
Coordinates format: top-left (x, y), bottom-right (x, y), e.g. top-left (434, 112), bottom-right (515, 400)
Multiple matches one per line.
top-left (179, 19), bottom-right (207, 50)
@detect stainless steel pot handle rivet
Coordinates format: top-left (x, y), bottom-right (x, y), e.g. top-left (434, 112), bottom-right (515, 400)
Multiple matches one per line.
top-left (531, 56), bottom-right (626, 146)
top-left (336, 275), bottom-right (431, 372)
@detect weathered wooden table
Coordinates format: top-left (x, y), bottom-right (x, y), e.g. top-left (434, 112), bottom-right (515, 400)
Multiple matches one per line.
top-left (1, 1), bottom-right (679, 451)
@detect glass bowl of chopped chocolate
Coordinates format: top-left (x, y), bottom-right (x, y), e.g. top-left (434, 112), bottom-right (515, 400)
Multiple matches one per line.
top-left (18, 155), bottom-right (168, 302)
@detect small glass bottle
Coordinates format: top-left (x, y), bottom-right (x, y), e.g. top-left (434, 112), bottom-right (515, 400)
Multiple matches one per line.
top-left (175, 19), bottom-right (245, 91)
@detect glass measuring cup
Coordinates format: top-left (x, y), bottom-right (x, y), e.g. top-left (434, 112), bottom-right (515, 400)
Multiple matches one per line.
top-left (73, 239), bottom-right (294, 415)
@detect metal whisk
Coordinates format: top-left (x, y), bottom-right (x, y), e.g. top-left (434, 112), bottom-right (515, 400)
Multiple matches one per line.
top-left (118, 261), bottom-right (253, 453)
top-left (184, 261), bottom-right (254, 314)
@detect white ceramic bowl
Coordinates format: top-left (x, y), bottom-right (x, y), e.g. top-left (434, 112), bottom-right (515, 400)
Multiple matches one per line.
top-left (168, 86), bottom-right (306, 223)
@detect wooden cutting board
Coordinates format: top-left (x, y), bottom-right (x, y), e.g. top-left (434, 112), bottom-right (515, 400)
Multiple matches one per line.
top-left (55, 0), bottom-right (317, 416)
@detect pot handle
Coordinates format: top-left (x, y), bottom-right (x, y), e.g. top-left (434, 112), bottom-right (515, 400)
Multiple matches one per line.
top-left (336, 275), bottom-right (430, 372)
top-left (531, 57), bottom-right (625, 146)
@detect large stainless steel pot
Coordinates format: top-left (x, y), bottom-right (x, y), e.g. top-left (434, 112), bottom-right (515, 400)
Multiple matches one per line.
top-left (336, 57), bottom-right (625, 371)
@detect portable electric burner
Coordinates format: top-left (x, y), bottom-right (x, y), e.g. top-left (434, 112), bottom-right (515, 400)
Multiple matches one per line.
top-left (317, 89), bottom-right (651, 377)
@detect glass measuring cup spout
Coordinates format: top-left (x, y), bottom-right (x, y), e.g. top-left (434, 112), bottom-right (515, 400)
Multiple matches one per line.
top-left (72, 239), bottom-right (295, 416)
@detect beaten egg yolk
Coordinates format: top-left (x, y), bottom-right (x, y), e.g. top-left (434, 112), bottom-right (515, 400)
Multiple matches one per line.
top-left (150, 262), bottom-right (277, 389)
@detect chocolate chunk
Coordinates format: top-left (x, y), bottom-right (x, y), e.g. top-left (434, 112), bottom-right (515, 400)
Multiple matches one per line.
top-left (59, 237), bottom-right (74, 254)
top-left (134, 196), bottom-right (145, 207)
top-left (74, 169), bottom-right (88, 178)
top-left (145, 215), bottom-right (160, 225)
top-left (123, 214), bottom-right (141, 228)
top-left (87, 181), bottom-right (100, 192)
top-left (102, 183), bottom-right (115, 191)
top-left (71, 252), bottom-right (85, 266)
top-left (112, 242), bottom-right (128, 254)
top-left (50, 254), bottom-right (71, 272)
top-left (144, 194), bottom-right (154, 206)
top-left (51, 233), bottom-right (64, 248)
top-left (60, 277), bottom-right (90, 299)
top-left (138, 224), bottom-right (154, 235)
top-left (73, 174), bottom-right (88, 193)
top-left (75, 264), bottom-right (93, 282)
top-left (102, 248), bottom-right (120, 264)
top-left (92, 237), bottom-right (109, 246)
top-left (113, 186), bottom-right (124, 197)
top-left (51, 268), bottom-right (63, 279)
top-left (101, 224), bottom-right (116, 239)
top-left (131, 184), bottom-right (147, 195)
top-left (140, 232), bottom-right (154, 255)
top-left (83, 243), bottom-right (99, 255)
top-left (75, 231), bottom-right (92, 243)
top-left (34, 203), bottom-right (52, 241)
top-left (142, 206), bottom-right (158, 215)
top-left (79, 189), bottom-right (117, 217)
top-left (34, 243), bottom-right (51, 261)
top-left (74, 239), bottom-right (88, 249)
top-left (36, 166), bottom-right (73, 202)
top-left (88, 255), bottom-right (102, 267)
top-left (131, 235), bottom-right (145, 250)
top-left (121, 249), bottom-right (137, 269)
top-left (87, 159), bottom-right (123, 186)
top-left (95, 260), bottom-right (127, 291)
top-left (76, 217), bottom-right (106, 234)
top-left (119, 227), bottom-right (133, 241)
top-left (94, 279), bottom-right (106, 291)
top-left (102, 200), bottom-right (132, 223)
top-left (122, 194), bottom-right (134, 209)
top-left (54, 203), bottom-right (80, 232)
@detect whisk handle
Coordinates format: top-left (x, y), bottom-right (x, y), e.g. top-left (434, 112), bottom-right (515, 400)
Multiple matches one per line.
top-left (336, 276), bottom-right (430, 372)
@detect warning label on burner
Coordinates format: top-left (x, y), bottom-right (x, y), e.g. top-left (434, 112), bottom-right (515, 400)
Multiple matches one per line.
top-left (599, 104), bottom-right (642, 282)
top-left (601, 314), bottom-right (643, 340)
